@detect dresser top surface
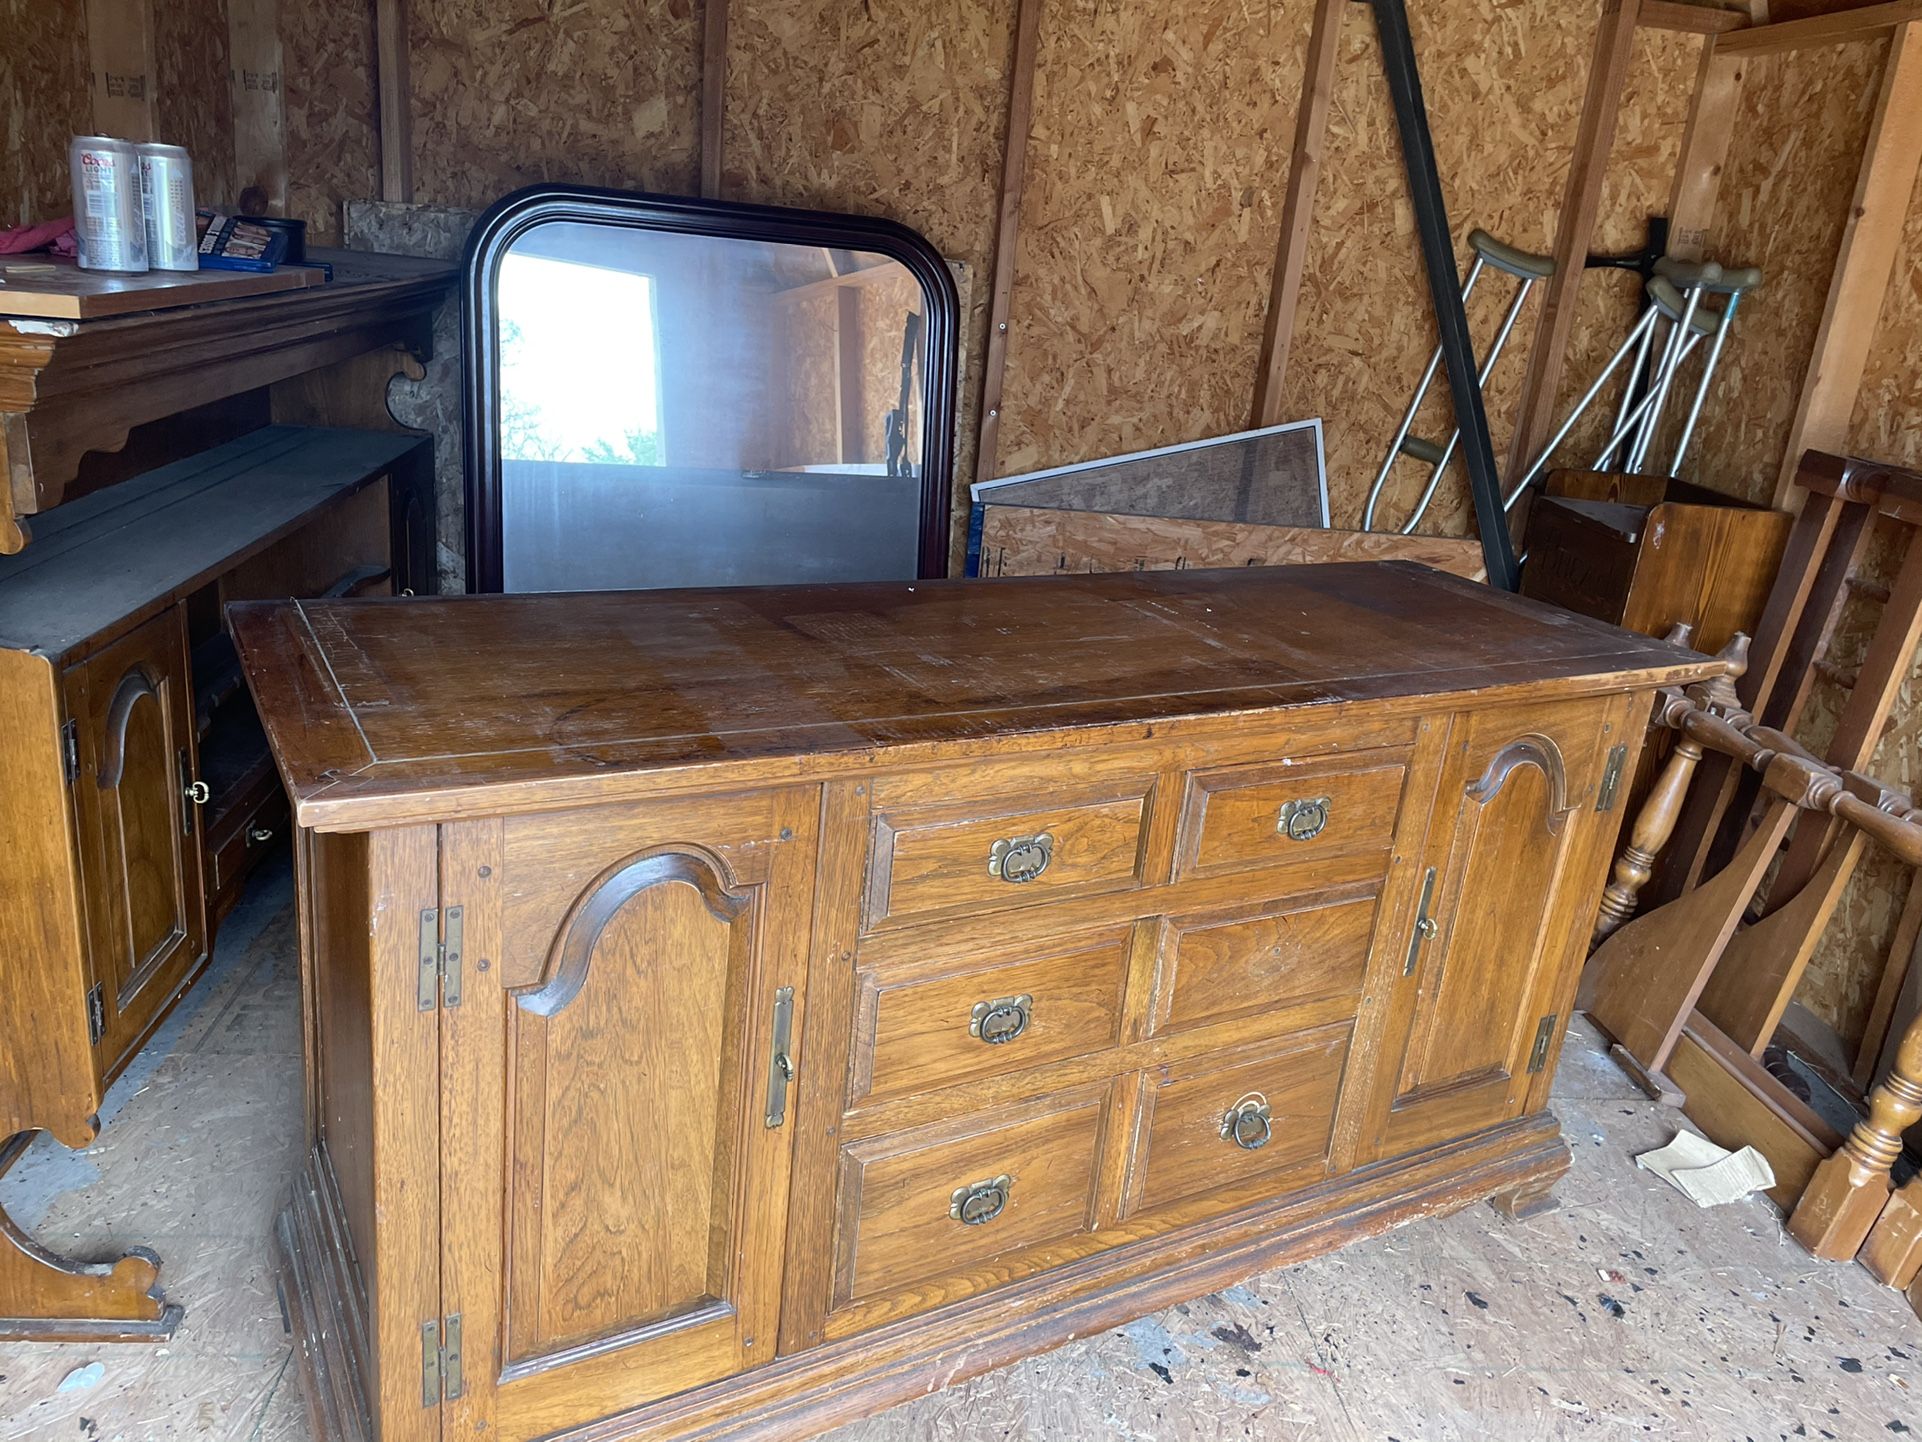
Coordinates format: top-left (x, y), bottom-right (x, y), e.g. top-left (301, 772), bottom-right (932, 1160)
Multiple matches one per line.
top-left (230, 562), bottom-right (1716, 828)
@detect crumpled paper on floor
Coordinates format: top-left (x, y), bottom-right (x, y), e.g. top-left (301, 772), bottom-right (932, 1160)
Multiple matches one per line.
top-left (1634, 1129), bottom-right (1776, 1207)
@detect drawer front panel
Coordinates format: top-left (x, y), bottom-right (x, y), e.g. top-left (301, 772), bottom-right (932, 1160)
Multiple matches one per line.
top-left (1152, 893), bottom-right (1377, 1038)
top-left (1126, 1027), bottom-right (1349, 1217)
top-left (866, 785), bottom-right (1156, 930)
top-left (852, 927), bottom-right (1133, 1106)
top-left (1179, 753), bottom-right (1408, 881)
top-left (833, 1086), bottom-right (1109, 1309)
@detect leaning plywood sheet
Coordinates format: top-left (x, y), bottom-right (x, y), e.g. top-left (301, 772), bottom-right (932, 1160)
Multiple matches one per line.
top-left (972, 422), bottom-right (1328, 529)
top-left (990, 0), bottom-right (1314, 478)
top-left (975, 505), bottom-right (1485, 583)
top-left (1684, 38), bottom-right (1887, 504)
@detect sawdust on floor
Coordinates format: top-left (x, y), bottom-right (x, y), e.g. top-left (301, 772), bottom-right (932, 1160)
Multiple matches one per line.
top-left (1, 859), bottom-right (1917, 1441)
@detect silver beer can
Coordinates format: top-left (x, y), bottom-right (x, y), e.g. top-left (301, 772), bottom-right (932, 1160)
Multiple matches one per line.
top-left (137, 143), bottom-right (198, 271)
top-left (69, 135), bottom-right (147, 273)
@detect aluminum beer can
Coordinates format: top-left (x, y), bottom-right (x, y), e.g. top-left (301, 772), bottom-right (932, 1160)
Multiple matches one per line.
top-left (137, 143), bottom-right (198, 271)
top-left (69, 135), bottom-right (147, 273)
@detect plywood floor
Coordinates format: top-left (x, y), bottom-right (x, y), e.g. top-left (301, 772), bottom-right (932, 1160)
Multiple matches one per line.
top-left (2, 859), bottom-right (1918, 1440)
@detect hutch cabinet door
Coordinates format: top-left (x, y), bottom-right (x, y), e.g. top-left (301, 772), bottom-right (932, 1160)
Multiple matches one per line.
top-left (65, 606), bottom-right (206, 1072)
top-left (1365, 698), bottom-right (1624, 1161)
top-left (438, 788), bottom-right (820, 1441)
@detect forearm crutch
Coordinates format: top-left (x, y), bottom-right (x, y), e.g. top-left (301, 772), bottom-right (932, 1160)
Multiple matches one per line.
top-left (1666, 264), bottom-right (1763, 476)
top-left (1363, 229), bottom-right (1555, 534)
top-left (1625, 261), bottom-right (1721, 471)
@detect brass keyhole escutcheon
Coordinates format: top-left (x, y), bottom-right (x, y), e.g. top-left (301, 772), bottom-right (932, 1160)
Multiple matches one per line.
top-left (970, 994), bottom-right (1033, 1046)
top-left (1276, 797), bottom-right (1331, 842)
top-left (988, 832), bottom-right (1054, 884)
top-left (950, 1174), bottom-right (1012, 1226)
top-left (1221, 1093), bottom-right (1272, 1151)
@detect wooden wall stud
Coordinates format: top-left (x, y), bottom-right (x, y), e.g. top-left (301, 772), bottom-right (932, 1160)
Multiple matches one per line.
top-left (971, 0), bottom-right (1044, 489)
top-left (85, 0), bottom-right (157, 143)
top-left (227, 0), bottom-right (288, 213)
top-left (1251, 0), bottom-right (1345, 429)
top-left (376, 0), bottom-right (414, 203)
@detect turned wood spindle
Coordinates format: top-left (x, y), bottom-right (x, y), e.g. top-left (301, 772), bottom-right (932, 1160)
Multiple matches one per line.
top-left (1788, 1006), bottom-right (1922, 1261)
top-left (1592, 631), bottom-right (1749, 946)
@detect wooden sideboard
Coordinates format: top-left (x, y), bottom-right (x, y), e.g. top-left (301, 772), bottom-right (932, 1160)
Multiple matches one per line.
top-left (0, 425), bottom-right (431, 1341)
top-left (230, 563), bottom-right (1714, 1442)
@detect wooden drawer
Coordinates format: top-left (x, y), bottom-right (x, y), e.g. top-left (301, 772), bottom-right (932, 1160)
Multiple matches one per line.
top-left (1177, 751), bottom-right (1409, 882)
top-left (206, 783), bottom-right (288, 902)
top-left (851, 925), bottom-right (1133, 1107)
top-left (832, 1085), bottom-right (1110, 1310)
top-left (1150, 890), bottom-right (1378, 1038)
top-left (1124, 1026), bottom-right (1349, 1218)
top-left (864, 771), bottom-right (1158, 931)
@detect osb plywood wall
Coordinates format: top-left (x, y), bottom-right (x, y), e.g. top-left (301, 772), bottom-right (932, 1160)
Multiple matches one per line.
top-left (1546, 26), bottom-right (1702, 471)
top-left (282, 0), bottom-right (380, 243)
top-left (722, 0), bottom-right (1015, 562)
top-left (1276, 0), bottom-right (1600, 535)
top-left (153, 0), bottom-right (234, 206)
top-left (1681, 39), bottom-right (1887, 505)
top-left (2, 0), bottom-right (91, 226)
top-left (987, 0), bottom-right (1312, 479)
top-left (409, 0), bottom-right (703, 210)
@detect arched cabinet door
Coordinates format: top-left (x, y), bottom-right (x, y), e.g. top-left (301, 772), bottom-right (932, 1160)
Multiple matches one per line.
top-left (1366, 698), bottom-right (1622, 1162)
top-left (66, 607), bottom-right (205, 1073)
top-left (438, 788), bottom-right (818, 1441)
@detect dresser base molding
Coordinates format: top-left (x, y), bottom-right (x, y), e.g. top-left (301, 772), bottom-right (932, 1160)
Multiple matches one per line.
top-left (0, 1190), bottom-right (181, 1344)
top-left (278, 1114), bottom-right (1571, 1442)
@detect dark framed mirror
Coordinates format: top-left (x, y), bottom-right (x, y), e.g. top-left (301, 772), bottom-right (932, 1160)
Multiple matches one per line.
top-left (463, 185), bottom-right (959, 594)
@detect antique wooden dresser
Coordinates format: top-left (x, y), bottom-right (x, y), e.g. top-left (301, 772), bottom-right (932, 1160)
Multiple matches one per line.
top-left (229, 563), bottom-right (1714, 1442)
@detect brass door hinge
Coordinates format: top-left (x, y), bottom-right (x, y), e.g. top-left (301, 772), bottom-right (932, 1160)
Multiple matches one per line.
top-left (61, 719), bottom-right (78, 784)
top-left (1595, 744), bottom-right (1629, 813)
top-left (416, 906), bottom-right (465, 1012)
top-left (86, 983), bottom-right (105, 1046)
top-left (421, 1313), bottom-right (463, 1406)
top-left (1527, 1013), bottom-right (1559, 1075)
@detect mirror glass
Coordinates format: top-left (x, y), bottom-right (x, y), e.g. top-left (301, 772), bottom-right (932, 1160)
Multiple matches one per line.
top-left (490, 218), bottom-right (937, 594)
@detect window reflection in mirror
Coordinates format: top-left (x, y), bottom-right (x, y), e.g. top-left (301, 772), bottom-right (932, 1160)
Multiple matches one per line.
top-left (492, 219), bottom-right (931, 594)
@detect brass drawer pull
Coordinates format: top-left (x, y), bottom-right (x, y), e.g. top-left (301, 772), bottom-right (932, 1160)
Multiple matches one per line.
top-left (1220, 1093), bottom-right (1272, 1151)
top-left (970, 994), bottom-right (1033, 1046)
top-left (950, 1174), bottom-right (1012, 1226)
top-left (1276, 796), bottom-right (1332, 842)
top-left (987, 832), bottom-right (1054, 884)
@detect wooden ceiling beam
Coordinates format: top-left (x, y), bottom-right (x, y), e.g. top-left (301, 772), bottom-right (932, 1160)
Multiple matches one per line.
top-left (1717, 0), bottom-right (1921, 53)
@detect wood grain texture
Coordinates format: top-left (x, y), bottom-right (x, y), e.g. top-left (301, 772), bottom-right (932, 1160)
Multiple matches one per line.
top-left (975, 505), bottom-right (1486, 581)
top-left (0, 649), bottom-right (100, 1145)
top-left (226, 565), bottom-right (1715, 833)
top-left (153, 0), bottom-right (235, 206)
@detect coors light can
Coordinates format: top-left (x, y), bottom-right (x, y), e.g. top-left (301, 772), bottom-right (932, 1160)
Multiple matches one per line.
top-left (69, 135), bottom-right (147, 273)
top-left (137, 143), bottom-right (198, 271)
